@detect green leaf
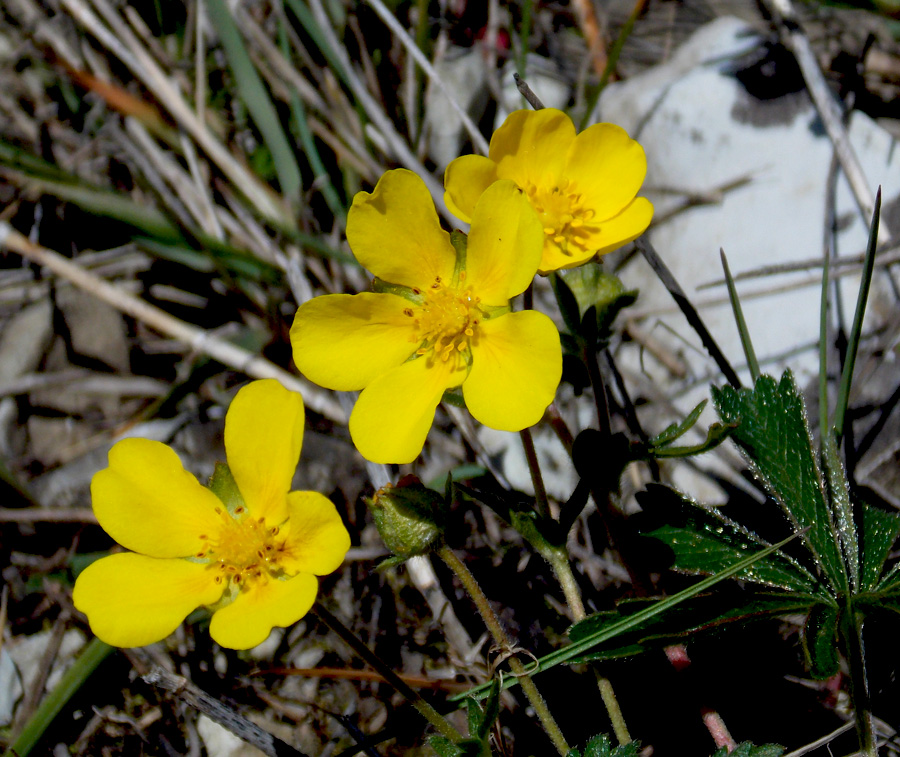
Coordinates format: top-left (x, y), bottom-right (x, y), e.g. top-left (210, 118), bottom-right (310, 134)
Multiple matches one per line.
top-left (712, 372), bottom-right (845, 593)
top-left (640, 485), bottom-right (822, 593)
top-left (802, 602), bottom-right (841, 679)
top-left (650, 400), bottom-right (708, 447)
top-left (567, 592), bottom-right (820, 662)
top-left (566, 733), bottom-right (642, 757)
top-left (428, 737), bottom-right (485, 757)
top-left (206, 0), bottom-right (302, 202)
top-left (711, 743), bottom-right (783, 757)
top-left (859, 502), bottom-right (900, 590)
top-left (648, 422), bottom-right (735, 459)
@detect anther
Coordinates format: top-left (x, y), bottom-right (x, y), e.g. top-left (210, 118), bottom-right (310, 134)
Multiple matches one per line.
top-left (403, 308), bottom-right (414, 317)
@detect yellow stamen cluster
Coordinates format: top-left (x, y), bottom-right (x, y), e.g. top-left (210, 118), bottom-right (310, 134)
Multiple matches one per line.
top-left (524, 179), bottom-right (597, 255)
top-left (197, 506), bottom-right (288, 588)
top-left (405, 275), bottom-right (481, 364)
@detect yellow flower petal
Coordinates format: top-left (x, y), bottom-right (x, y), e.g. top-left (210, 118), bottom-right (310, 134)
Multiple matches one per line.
top-left (347, 169), bottom-right (456, 288)
top-left (224, 380), bottom-right (304, 525)
top-left (349, 354), bottom-right (464, 464)
top-left (490, 109), bottom-right (573, 187)
top-left (465, 180), bottom-right (543, 304)
top-left (73, 552), bottom-right (224, 647)
top-left (443, 154), bottom-right (497, 224)
top-left (586, 197), bottom-right (655, 258)
top-left (92, 439), bottom-right (223, 558)
top-left (565, 123), bottom-right (648, 222)
top-left (208, 573), bottom-right (318, 650)
top-left (464, 311), bottom-right (561, 430)
top-left (279, 491), bottom-right (351, 576)
top-left (291, 293), bottom-right (417, 391)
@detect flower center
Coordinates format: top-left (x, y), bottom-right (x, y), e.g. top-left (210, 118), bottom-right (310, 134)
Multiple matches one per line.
top-left (197, 506), bottom-right (288, 589)
top-left (524, 179), bottom-right (596, 256)
top-left (404, 275), bottom-right (480, 363)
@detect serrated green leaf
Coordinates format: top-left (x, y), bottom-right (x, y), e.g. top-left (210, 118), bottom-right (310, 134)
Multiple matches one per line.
top-left (650, 400), bottom-right (707, 447)
top-left (712, 743), bottom-right (784, 757)
top-left (640, 485), bottom-right (821, 593)
top-left (428, 737), bottom-right (485, 756)
top-left (568, 592), bottom-right (820, 662)
top-left (566, 733), bottom-right (642, 757)
top-left (803, 602), bottom-right (841, 679)
top-left (859, 502), bottom-right (900, 590)
top-left (712, 372), bottom-right (845, 592)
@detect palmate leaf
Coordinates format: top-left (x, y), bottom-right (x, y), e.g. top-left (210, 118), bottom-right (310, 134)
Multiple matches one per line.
top-left (639, 485), bottom-right (822, 594)
top-left (712, 373), bottom-right (845, 593)
top-left (567, 592), bottom-right (822, 663)
top-left (860, 502), bottom-right (900, 591)
top-left (711, 743), bottom-right (783, 757)
top-left (567, 734), bottom-right (641, 757)
top-left (802, 602), bottom-right (841, 679)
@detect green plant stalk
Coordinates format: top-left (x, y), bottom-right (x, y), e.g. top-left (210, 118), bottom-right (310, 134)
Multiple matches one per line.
top-left (720, 248), bottom-right (759, 383)
top-left (546, 551), bottom-right (586, 621)
top-left (517, 0), bottom-right (534, 82)
top-left (4, 637), bottom-right (114, 757)
top-left (311, 603), bottom-right (461, 743)
top-left (841, 597), bottom-right (875, 756)
top-left (834, 188), bottom-right (881, 440)
top-left (520, 427), bottom-right (550, 521)
top-left (436, 544), bottom-right (570, 755)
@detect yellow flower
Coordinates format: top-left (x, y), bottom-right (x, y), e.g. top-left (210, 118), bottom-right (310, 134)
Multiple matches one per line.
top-left (72, 379), bottom-right (350, 649)
top-left (291, 169), bottom-right (562, 465)
top-left (444, 108), bottom-right (654, 273)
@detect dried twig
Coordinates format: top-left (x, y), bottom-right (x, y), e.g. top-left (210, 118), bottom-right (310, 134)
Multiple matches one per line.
top-left (0, 223), bottom-right (347, 423)
top-left (144, 666), bottom-right (308, 757)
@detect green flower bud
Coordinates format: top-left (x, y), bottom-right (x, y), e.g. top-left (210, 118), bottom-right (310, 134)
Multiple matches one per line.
top-left (367, 475), bottom-right (447, 562)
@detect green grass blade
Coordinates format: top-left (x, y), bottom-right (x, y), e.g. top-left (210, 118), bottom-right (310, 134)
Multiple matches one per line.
top-left (720, 248), bottom-right (760, 383)
top-left (3, 638), bottom-right (114, 757)
top-left (449, 530), bottom-right (803, 702)
top-left (284, 0), bottom-right (352, 91)
top-left (834, 187), bottom-right (881, 440)
top-left (206, 0), bottom-right (302, 202)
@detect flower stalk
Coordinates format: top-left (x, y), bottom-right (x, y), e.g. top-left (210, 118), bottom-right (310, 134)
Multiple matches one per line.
top-left (436, 544), bottom-right (570, 756)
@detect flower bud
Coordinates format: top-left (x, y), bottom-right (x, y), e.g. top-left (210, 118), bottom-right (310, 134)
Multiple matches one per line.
top-left (367, 475), bottom-right (447, 561)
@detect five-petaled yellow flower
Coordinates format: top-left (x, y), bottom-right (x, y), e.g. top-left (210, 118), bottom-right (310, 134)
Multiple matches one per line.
top-left (444, 108), bottom-right (653, 273)
top-left (73, 379), bottom-right (350, 649)
top-left (291, 169), bottom-right (562, 465)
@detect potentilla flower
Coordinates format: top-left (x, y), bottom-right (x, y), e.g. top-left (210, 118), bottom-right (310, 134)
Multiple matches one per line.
top-left (73, 379), bottom-right (350, 649)
top-left (291, 169), bottom-right (562, 465)
top-left (444, 108), bottom-right (653, 273)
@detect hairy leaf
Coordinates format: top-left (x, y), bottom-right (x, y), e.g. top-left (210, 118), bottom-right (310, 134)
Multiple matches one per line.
top-left (712, 373), bottom-right (844, 592)
top-left (639, 485), bottom-right (821, 593)
top-left (860, 502), bottom-right (900, 590)
top-left (802, 602), bottom-right (841, 679)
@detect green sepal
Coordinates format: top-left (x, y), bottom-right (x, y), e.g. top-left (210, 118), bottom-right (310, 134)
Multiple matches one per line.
top-left (550, 271), bottom-right (582, 336)
top-left (208, 462), bottom-right (246, 516)
top-left (372, 277), bottom-right (425, 304)
top-left (367, 476), bottom-right (448, 561)
top-left (802, 602), bottom-right (841, 679)
top-left (442, 387), bottom-right (466, 408)
top-left (450, 229), bottom-right (468, 282)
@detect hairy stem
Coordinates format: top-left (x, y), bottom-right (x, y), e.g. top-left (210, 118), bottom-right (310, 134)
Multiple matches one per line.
top-left (437, 544), bottom-right (570, 755)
